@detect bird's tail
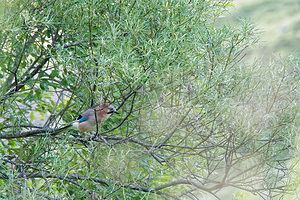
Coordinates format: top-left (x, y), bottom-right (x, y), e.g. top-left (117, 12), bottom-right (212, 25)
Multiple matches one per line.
top-left (57, 121), bottom-right (79, 132)
top-left (71, 120), bottom-right (80, 129)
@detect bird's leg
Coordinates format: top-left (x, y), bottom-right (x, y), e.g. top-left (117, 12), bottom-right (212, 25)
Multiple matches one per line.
top-left (85, 132), bottom-right (110, 145)
top-left (85, 132), bottom-right (96, 140)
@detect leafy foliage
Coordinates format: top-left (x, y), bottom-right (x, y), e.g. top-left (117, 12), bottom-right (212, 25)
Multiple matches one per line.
top-left (0, 0), bottom-right (299, 199)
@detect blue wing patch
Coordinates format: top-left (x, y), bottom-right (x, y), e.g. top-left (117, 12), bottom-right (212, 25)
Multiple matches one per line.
top-left (79, 116), bottom-right (89, 122)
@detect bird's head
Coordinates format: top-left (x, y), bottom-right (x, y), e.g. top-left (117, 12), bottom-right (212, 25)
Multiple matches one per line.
top-left (99, 103), bottom-right (119, 122)
top-left (107, 104), bottom-right (120, 115)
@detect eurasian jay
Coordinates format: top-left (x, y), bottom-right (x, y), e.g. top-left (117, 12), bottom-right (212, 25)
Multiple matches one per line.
top-left (72, 103), bottom-right (119, 133)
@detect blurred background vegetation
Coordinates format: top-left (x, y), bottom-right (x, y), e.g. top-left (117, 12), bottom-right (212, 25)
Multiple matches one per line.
top-left (226, 0), bottom-right (300, 60)
top-left (227, 1), bottom-right (300, 199)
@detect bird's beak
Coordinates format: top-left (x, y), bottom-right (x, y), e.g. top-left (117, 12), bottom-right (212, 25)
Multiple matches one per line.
top-left (108, 109), bottom-right (120, 114)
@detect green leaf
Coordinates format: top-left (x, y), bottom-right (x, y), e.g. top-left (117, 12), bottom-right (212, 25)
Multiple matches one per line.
top-left (30, 111), bottom-right (36, 121)
top-left (40, 80), bottom-right (49, 90)
top-left (61, 78), bottom-right (68, 86)
top-left (50, 70), bottom-right (59, 79)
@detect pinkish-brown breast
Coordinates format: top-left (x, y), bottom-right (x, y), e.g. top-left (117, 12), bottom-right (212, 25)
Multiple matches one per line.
top-left (96, 103), bottom-right (110, 123)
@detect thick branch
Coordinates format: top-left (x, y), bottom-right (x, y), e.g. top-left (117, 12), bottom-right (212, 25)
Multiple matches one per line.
top-left (0, 125), bottom-right (71, 139)
top-left (8, 172), bottom-right (179, 199)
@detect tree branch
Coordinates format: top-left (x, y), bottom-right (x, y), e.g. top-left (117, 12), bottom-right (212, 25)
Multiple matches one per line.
top-left (63, 37), bottom-right (110, 49)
